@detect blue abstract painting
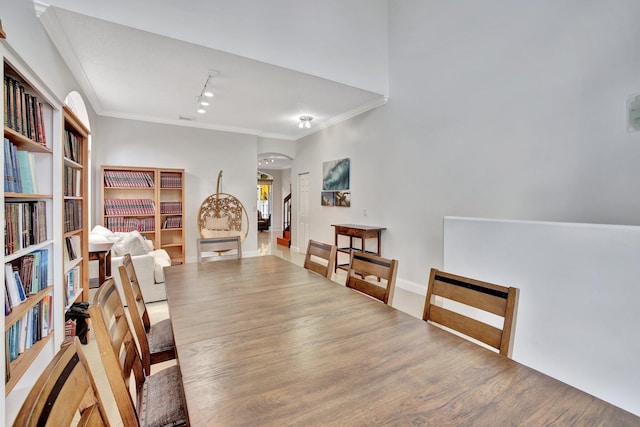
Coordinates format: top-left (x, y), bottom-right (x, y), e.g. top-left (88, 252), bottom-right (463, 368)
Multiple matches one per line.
top-left (322, 158), bottom-right (350, 191)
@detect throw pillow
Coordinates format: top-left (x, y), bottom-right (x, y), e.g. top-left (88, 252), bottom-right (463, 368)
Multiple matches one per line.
top-left (91, 225), bottom-right (115, 238)
top-left (205, 215), bottom-right (230, 230)
top-left (112, 230), bottom-right (151, 257)
top-left (88, 233), bottom-right (109, 244)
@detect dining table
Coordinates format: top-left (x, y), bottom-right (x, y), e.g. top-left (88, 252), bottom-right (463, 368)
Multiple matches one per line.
top-left (164, 255), bottom-right (639, 426)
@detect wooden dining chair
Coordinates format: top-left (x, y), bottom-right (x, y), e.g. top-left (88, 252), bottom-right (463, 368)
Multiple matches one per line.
top-left (423, 268), bottom-right (519, 357)
top-left (13, 337), bottom-right (111, 426)
top-left (345, 251), bottom-right (398, 304)
top-left (303, 239), bottom-right (337, 278)
top-left (89, 278), bottom-right (189, 427)
top-left (119, 253), bottom-right (176, 375)
top-left (197, 236), bottom-right (242, 262)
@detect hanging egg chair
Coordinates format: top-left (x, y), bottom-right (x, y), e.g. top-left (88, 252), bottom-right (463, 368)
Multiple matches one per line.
top-left (198, 171), bottom-right (249, 241)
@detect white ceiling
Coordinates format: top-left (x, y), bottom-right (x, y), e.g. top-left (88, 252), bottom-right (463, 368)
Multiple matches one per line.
top-left (35, 1), bottom-right (389, 144)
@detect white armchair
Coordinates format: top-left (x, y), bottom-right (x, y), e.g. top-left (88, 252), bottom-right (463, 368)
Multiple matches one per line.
top-left (89, 226), bottom-right (171, 303)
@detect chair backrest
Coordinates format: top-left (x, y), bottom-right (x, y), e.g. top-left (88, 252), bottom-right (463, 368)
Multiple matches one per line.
top-left (303, 239), bottom-right (337, 278)
top-left (345, 251), bottom-right (398, 304)
top-left (89, 277), bottom-right (147, 426)
top-left (119, 253), bottom-right (154, 375)
top-left (13, 337), bottom-right (111, 426)
top-left (197, 236), bottom-right (242, 262)
top-left (423, 268), bottom-right (519, 357)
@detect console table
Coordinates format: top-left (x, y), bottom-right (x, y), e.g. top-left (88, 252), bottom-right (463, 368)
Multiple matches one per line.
top-left (331, 224), bottom-right (386, 273)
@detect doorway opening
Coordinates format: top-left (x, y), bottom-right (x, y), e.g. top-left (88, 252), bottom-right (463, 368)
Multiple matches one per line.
top-left (257, 172), bottom-right (273, 231)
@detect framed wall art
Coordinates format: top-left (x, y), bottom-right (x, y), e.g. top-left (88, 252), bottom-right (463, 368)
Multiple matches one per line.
top-left (322, 158), bottom-right (351, 208)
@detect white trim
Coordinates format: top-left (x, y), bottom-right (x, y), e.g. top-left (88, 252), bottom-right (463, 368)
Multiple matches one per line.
top-left (36, 5), bottom-right (103, 113)
top-left (396, 277), bottom-right (425, 296)
top-left (293, 96), bottom-right (388, 140)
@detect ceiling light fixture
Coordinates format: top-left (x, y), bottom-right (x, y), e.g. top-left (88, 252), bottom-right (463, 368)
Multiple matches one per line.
top-left (299, 115), bottom-right (313, 129)
top-left (258, 158), bottom-right (277, 166)
top-left (196, 70), bottom-right (218, 113)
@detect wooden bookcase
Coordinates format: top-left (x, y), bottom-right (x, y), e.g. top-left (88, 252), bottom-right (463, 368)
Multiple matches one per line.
top-left (62, 106), bottom-right (89, 312)
top-left (3, 58), bottom-right (58, 399)
top-left (100, 166), bottom-right (185, 264)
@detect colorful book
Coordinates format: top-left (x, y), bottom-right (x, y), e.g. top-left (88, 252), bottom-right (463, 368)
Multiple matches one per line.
top-left (16, 150), bottom-right (35, 193)
top-left (5, 263), bottom-right (25, 308)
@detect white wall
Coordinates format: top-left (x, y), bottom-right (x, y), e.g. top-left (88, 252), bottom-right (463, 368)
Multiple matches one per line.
top-left (257, 137), bottom-right (296, 160)
top-left (443, 217), bottom-right (640, 416)
top-left (293, 0), bottom-right (640, 294)
top-left (92, 116), bottom-right (259, 259)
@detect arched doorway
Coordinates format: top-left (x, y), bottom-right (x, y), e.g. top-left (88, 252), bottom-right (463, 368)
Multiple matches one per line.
top-left (64, 91), bottom-right (92, 227)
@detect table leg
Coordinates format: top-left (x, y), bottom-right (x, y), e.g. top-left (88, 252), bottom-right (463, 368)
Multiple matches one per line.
top-left (97, 252), bottom-right (106, 286)
top-left (105, 250), bottom-right (111, 278)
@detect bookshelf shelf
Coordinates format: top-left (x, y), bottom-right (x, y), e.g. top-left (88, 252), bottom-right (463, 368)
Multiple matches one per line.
top-left (64, 289), bottom-right (83, 310)
top-left (63, 256), bottom-right (82, 272)
top-left (3, 192), bottom-right (53, 199)
top-left (4, 127), bottom-right (52, 153)
top-left (4, 287), bottom-right (53, 330)
top-left (101, 166), bottom-right (185, 264)
top-left (161, 242), bottom-right (183, 248)
top-left (63, 158), bottom-right (82, 169)
top-left (3, 240), bottom-right (53, 264)
top-left (5, 333), bottom-right (54, 396)
top-left (103, 213), bottom-right (156, 217)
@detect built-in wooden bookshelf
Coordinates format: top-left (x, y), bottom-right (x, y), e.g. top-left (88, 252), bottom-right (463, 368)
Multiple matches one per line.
top-left (62, 106), bottom-right (89, 315)
top-left (3, 58), bottom-right (57, 397)
top-left (100, 166), bottom-right (185, 264)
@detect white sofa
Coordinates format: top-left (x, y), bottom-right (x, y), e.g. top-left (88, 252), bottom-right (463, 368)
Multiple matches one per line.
top-left (89, 226), bottom-right (171, 303)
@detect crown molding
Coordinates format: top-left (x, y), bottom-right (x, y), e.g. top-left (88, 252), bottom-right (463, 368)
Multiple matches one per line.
top-left (293, 95), bottom-right (388, 140)
top-left (36, 4), bottom-right (105, 113)
top-left (93, 96), bottom-right (388, 141)
top-left (98, 109), bottom-right (297, 140)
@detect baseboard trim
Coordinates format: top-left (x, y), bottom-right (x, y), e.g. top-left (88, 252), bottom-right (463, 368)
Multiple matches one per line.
top-left (396, 277), bottom-right (426, 296)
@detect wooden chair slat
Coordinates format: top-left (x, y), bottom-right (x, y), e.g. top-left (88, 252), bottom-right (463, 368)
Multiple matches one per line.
top-left (351, 257), bottom-right (393, 280)
top-left (13, 337), bottom-right (111, 427)
top-left (346, 251), bottom-right (398, 304)
top-left (303, 240), bottom-right (337, 279)
top-left (347, 277), bottom-right (388, 302)
top-left (429, 305), bottom-right (503, 350)
top-left (432, 279), bottom-right (508, 316)
top-left (423, 268), bottom-right (519, 357)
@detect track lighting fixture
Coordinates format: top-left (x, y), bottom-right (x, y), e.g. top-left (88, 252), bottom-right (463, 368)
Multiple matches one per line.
top-left (196, 70), bottom-right (218, 114)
